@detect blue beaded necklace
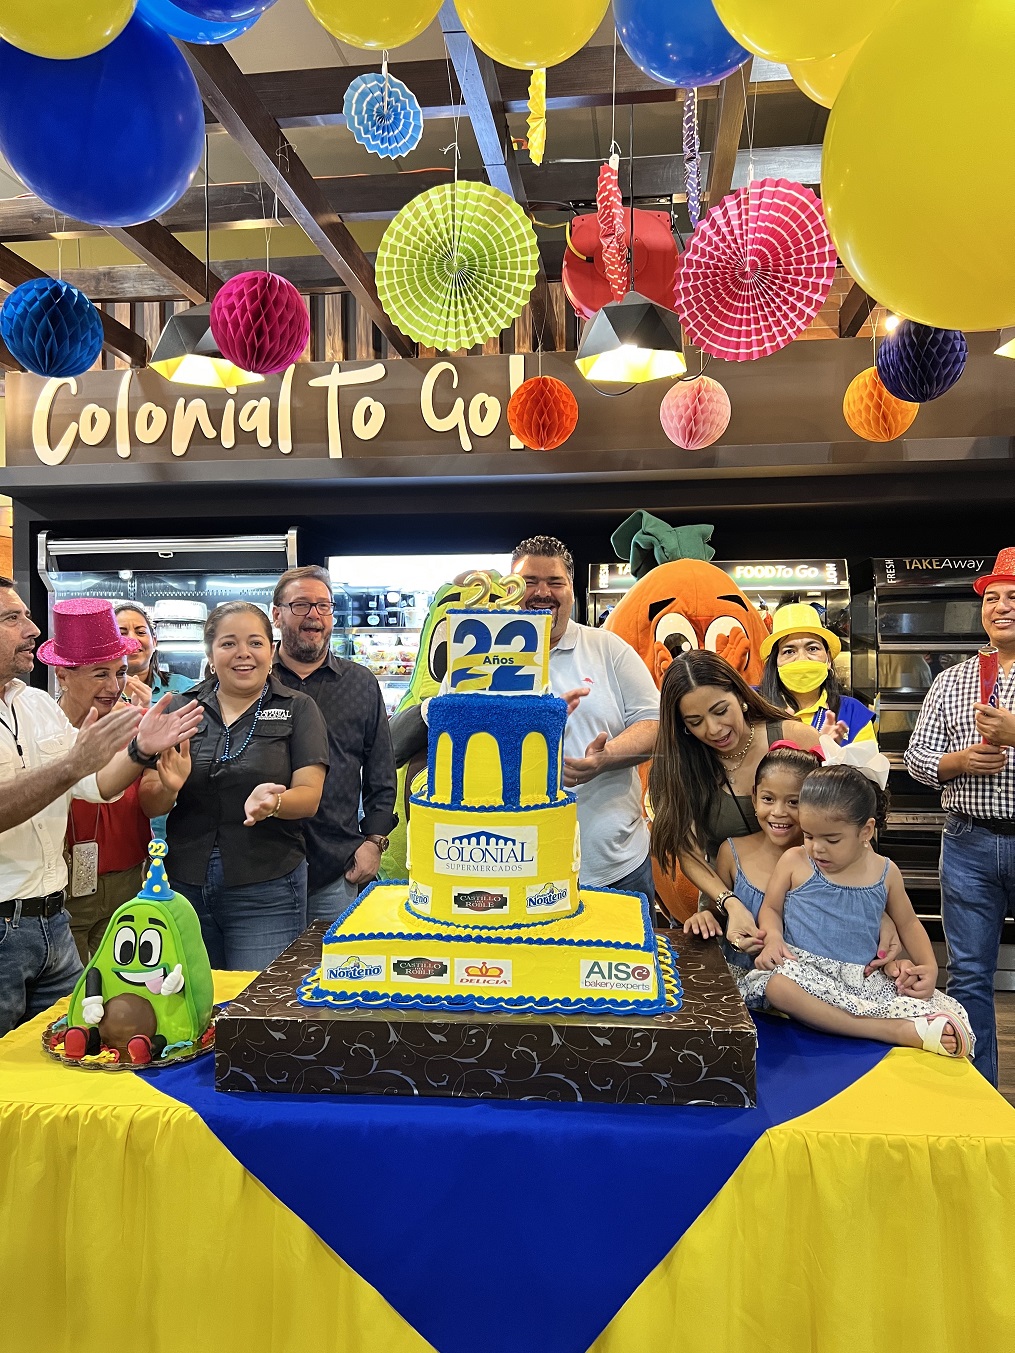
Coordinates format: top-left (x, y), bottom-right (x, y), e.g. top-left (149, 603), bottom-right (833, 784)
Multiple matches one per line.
top-left (214, 680), bottom-right (269, 765)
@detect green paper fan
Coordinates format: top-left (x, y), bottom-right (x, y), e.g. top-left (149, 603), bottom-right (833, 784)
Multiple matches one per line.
top-left (376, 180), bottom-right (540, 350)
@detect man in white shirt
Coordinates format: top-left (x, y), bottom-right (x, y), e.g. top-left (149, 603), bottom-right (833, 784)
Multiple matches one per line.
top-left (510, 537), bottom-right (660, 899)
top-left (0, 585), bottom-right (203, 1036)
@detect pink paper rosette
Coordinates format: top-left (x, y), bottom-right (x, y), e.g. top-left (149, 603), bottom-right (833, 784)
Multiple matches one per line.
top-left (675, 178), bottom-right (836, 361)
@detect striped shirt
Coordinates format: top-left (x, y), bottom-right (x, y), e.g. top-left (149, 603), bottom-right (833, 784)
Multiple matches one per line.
top-left (904, 655), bottom-right (1015, 819)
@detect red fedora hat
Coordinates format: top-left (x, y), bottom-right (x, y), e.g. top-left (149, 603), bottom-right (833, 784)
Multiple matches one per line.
top-left (974, 547), bottom-right (1015, 595)
top-left (37, 598), bottom-right (142, 668)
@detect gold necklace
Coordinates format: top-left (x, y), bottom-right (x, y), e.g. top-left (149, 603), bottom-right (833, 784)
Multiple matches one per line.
top-left (717, 721), bottom-right (755, 772)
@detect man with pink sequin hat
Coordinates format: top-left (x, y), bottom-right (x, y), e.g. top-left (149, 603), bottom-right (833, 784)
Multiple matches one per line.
top-left (0, 588), bottom-right (203, 1037)
top-left (906, 548), bottom-right (1015, 1085)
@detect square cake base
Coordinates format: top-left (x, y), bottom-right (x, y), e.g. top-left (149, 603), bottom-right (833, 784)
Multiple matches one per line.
top-left (215, 924), bottom-right (757, 1107)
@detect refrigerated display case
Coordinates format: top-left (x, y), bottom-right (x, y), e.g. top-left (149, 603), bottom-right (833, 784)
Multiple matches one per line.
top-left (327, 553), bottom-right (512, 714)
top-left (38, 531), bottom-right (297, 689)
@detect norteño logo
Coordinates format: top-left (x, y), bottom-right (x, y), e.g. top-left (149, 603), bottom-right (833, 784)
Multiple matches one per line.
top-left (324, 954), bottom-right (385, 982)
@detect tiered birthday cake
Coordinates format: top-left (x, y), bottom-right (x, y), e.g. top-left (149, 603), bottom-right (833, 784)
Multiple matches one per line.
top-left (299, 577), bottom-right (681, 1016)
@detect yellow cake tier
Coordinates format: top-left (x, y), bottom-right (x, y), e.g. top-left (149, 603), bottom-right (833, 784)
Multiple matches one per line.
top-left (406, 795), bottom-right (581, 926)
top-left (299, 882), bottom-right (682, 1016)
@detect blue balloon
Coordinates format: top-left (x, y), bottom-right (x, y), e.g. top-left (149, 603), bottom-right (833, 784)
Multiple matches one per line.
top-left (0, 279), bottom-right (103, 379)
top-left (0, 16), bottom-right (204, 230)
top-left (613, 0), bottom-right (750, 87)
top-left (171, 1), bottom-right (277, 22)
top-left (137, 0), bottom-right (264, 42)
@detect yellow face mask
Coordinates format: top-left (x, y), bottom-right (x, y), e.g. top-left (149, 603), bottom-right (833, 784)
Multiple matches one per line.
top-left (778, 658), bottom-right (829, 695)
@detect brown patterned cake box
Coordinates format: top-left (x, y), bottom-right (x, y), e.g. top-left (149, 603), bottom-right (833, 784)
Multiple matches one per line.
top-left (214, 924), bottom-right (757, 1108)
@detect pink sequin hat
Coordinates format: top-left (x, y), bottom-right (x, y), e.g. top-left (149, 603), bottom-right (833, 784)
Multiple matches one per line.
top-left (974, 547), bottom-right (1015, 596)
top-left (37, 598), bottom-right (142, 667)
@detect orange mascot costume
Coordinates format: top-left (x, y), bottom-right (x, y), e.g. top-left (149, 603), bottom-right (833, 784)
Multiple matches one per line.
top-left (604, 512), bottom-right (771, 921)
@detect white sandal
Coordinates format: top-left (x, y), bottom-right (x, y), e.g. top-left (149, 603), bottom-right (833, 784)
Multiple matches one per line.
top-left (913, 1012), bottom-right (972, 1059)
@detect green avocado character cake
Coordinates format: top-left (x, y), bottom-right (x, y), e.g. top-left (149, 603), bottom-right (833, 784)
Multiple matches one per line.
top-left (63, 841), bottom-right (214, 1066)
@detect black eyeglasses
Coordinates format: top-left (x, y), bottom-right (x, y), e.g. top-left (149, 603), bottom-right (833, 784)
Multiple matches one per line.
top-left (280, 600), bottom-right (334, 617)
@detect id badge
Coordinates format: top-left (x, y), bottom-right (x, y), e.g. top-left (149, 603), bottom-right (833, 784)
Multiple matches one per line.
top-left (71, 841), bottom-right (99, 897)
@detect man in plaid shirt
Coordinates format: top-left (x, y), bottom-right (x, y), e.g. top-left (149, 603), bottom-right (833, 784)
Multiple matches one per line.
top-left (906, 548), bottom-right (1015, 1084)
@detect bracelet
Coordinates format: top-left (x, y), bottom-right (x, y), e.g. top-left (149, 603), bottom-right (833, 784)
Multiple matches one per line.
top-left (713, 889), bottom-right (736, 918)
top-left (267, 793), bottom-right (283, 819)
top-left (126, 736), bottom-right (160, 769)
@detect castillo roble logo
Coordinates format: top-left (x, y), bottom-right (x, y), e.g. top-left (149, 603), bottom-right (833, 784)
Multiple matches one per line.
top-left (453, 889), bottom-right (509, 912)
top-left (393, 957), bottom-right (449, 980)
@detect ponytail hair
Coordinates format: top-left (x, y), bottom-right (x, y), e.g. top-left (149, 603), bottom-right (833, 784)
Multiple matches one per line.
top-left (797, 765), bottom-right (890, 834)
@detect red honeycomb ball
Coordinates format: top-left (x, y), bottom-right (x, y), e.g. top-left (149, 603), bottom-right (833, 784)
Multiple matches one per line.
top-left (507, 376), bottom-right (579, 451)
top-left (209, 270), bottom-right (310, 376)
top-left (842, 366), bottom-right (918, 442)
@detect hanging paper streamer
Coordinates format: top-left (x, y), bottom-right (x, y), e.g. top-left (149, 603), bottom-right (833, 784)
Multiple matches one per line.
top-left (682, 88), bottom-right (702, 228)
top-left (597, 155), bottom-right (629, 303)
top-left (526, 68), bottom-right (546, 166)
top-left (343, 66), bottom-right (424, 159)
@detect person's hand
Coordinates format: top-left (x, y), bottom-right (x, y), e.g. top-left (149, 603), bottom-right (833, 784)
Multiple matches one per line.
top-left (136, 696), bottom-right (203, 759)
top-left (726, 902), bottom-right (766, 956)
top-left (243, 782), bottom-right (287, 826)
top-left (893, 959), bottom-right (937, 1001)
top-left (683, 909), bottom-right (723, 939)
top-left (71, 704), bottom-right (144, 777)
top-left (955, 743), bottom-right (1008, 775)
top-left (864, 913), bottom-right (903, 977)
top-left (714, 626), bottom-right (751, 674)
top-left (156, 740), bottom-right (191, 798)
top-left (818, 708), bottom-right (850, 744)
top-left (345, 839), bottom-right (382, 886)
top-left (973, 703), bottom-right (1015, 749)
top-left (755, 938), bottom-right (795, 971)
top-left (559, 686), bottom-right (590, 717)
top-left (124, 674), bottom-right (153, 708)
top-left (563, 732), bottom-right (610, 787)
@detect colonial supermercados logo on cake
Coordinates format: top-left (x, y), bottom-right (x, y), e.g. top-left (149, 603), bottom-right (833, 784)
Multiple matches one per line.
top-left (579, 959), bottom-right (654, 993)
top-left (324, 954), bottom-right (386, 982)
top-left (408, 881), bottom-right (432, 914)
top-left (452, 887), bottom-right (509, 914)
top-left (454, 958), bottom-right (513, 987)
top-left (391, 956), bottom-right (450, 983)
top-left (433, 825), bottom-right (538, 877)
top-left (526, 881), bottom-right (571, 914)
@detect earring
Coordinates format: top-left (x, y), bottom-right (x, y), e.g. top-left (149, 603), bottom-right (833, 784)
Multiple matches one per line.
top-left (682, 726), bottom-right (692, 735)
top-left (208, 665), bottom-right (215, 675)
top-left (742, 702), bottom-right (749, 712)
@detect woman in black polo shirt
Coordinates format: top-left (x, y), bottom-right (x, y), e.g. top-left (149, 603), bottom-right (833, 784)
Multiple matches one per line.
top-left (138, 602), bottom-right (329, 969)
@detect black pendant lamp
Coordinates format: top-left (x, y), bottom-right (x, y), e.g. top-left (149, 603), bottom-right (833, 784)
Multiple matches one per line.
top-left (575, 291), bottom-right (687, 384)
top-left (149, 303), bottom-right (263, 389)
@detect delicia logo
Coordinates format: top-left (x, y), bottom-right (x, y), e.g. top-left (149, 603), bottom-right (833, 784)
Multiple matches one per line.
top-left (454, 957), bottom-right (513, 987)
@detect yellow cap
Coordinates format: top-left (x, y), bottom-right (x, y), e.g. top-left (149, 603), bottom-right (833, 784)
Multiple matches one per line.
top-left (760, 603), bottom-right (841, 661)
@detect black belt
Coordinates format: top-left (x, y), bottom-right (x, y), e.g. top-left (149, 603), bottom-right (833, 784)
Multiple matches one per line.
top-left (953, 815), bottom-right (1015, 837)
top-left (0, 890), bottom-right (66, 919)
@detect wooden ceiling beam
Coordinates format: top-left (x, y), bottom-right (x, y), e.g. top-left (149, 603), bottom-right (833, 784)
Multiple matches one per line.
top-left (180, 39), bottom-right (413, 357)
top-left (839, 280), bottom-right (875, 338)
top-left (0, 336), bottom-right (19, 371)
top-left (438, 2), bottom-right (552, 346)
top-left (106, 221), bottom-right (223, 304)
top-left (0, 242), bottom-right (148, 366)
top-left (706, 57), bottom-right (753, 205)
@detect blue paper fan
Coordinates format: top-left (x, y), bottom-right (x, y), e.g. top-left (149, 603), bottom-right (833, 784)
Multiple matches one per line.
top-left (344, 71), bottom-right (424, 160)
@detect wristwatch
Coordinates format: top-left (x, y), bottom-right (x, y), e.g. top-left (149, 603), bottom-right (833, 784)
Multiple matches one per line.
top-left (126, 736), bottom-right (160, 769)
top-left (364, 834), bottom-right (390, 852)
top-left (713, 889), bottom-right (736, 920)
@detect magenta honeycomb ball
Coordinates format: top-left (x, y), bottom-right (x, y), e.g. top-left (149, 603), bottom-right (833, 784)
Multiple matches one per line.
top-left (209, 271), bottom-right (310, 376)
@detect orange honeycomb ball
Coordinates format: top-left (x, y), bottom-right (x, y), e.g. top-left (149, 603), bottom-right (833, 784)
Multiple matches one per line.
top-left (507, 375), bottom-right (579, 451)
top-left (843, 366), bottom-right (918, 442)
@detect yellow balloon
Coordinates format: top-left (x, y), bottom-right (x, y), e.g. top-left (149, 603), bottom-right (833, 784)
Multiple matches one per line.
top-left (713, 0), bottom-right (882, 63)
top-left (0, 0), bottom-right (135, 60)
top-left (306, 0), bottom-right (441, 50)
top-left (824, 0), bottom-right (1015, 332)
top-left (456, 0), bottom-right (610, 70)
top-left (788, 41), bottom-right (864, 109)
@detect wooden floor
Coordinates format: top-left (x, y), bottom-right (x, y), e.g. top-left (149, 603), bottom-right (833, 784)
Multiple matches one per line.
top-left (997, 993), bottom-right (1015, 1105)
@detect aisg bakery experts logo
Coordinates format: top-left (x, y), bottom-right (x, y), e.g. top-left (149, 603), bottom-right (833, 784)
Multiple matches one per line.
top-left (579, 959), bottom-right (654, 993)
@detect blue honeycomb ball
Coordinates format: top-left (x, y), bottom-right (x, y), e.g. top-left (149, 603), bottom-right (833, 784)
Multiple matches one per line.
top-left (875, 321), bottom-right (968, 403)
top-left (0, 278), bottom-right (104, 379)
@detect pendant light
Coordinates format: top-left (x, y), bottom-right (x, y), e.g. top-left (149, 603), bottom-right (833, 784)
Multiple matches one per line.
top-left (995, 328), bottom-right (1015, 359)
top-left (575, 290), bottom-right (687, 383)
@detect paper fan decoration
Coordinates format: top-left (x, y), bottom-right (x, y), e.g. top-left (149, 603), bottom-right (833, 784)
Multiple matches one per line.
top-left (376, 180), bottom-right (539, 351)
top-left (343, 68), bottom-right (423, 160)
top-left (675, 177), bottom-right (836, 361)
top-left (875, 321), bottom-right (968, 403)
top-left (843, 367), bottom-right (918, 442)
top-left (659, 376), bottom-right (731, 450)
top-left (526, 68), bottom-right (546, 166)
top-left (507, 376), bottom-right (578, 450)
top-left (597, 156), bottom-right (628, 303)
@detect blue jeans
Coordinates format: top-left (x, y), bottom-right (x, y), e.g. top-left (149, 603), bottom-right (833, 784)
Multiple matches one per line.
top-left (596, 854), bottom-right (656, 905)
top-left (307, 873), bottom-right (361, 928)
top-left (0, 906), bottom-right (83, 1038)
top-left (171, 848), bottom-right (308, 972)
top-left (940, 816), bottom-right (1015, 1086)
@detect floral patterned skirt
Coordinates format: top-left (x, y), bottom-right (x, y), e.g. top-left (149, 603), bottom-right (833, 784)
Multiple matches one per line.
top-left (736, 945), bottom-right (974, 1051)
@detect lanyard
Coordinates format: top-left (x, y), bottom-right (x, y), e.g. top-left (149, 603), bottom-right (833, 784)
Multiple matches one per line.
top-left (0, 699), bottom-right (24, 761)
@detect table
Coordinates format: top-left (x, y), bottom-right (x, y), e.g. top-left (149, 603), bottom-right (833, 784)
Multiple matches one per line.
top-left (3, 973), bottom-right (1014, 1353)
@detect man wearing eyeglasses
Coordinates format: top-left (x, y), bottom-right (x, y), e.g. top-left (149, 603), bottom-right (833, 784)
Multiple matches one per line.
top-left (272, 566), bottom-right (397, 925)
